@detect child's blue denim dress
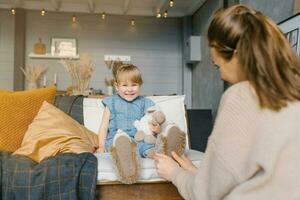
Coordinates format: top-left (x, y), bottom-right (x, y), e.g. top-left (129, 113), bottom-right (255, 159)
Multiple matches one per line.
top-left (103, 94), bottom-right (155, 157)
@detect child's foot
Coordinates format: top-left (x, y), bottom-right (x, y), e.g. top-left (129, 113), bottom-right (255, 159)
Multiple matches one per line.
top-left (110, 131), bottom-right (139, 184)
top-left (157, 125), bottom-right (186, 157)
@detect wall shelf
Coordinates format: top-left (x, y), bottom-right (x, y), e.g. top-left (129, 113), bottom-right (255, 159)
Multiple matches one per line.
top-left (29, 53), bottom-right (79, 59)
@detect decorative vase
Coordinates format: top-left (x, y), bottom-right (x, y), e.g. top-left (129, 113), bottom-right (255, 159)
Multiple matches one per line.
top-left (60, 54), bottom-right (94, 96)
top-left (27, 81), bottom-right (38, 90)
top-left (70, 77), bottom-right (91, 96)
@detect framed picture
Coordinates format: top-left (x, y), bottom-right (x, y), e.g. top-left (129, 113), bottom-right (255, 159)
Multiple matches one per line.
top-left (278, 13), bottom-right (300, 56)
top-left (50, 37), bottom-right (77, 56)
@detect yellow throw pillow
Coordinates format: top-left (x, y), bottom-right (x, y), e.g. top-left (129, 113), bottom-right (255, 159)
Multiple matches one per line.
top-left (0, 89), bottom-right (12, 93)
top-left (0, 86), bottom-right (56, 152)
top-left (14, 101), bottom-right (99, 163)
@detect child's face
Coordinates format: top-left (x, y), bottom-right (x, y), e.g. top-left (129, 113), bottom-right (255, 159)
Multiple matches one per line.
top-left (115, 80), bottom-right (140, 102)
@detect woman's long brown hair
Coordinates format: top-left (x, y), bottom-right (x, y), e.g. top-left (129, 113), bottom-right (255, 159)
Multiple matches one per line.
top-left (208, 4), bottom-right (300, 111)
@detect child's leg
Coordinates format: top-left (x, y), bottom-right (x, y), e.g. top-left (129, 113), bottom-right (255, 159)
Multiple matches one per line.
top-left (110, 129), bottom-right (139, 184)
top-left (156, 124), bottom-right (186, 157)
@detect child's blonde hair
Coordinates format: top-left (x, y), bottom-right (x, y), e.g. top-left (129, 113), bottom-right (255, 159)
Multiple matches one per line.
top-left (114, 64), bottom-right (143, 85)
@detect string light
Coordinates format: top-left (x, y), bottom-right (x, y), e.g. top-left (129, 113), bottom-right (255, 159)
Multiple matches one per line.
top-left (131, 19), bottom-right (135, 26)
top-left (41, 9), bottom-right (46, 16)
top-left (169, 0), bottom-right (174, 7)
top-left (72, 15), bottom-right (76, 23)
top-left (101, 12), bottom-right (106, 20)
top-left (11, 8), bottom-right (16, 15)
top-left (156, 13), bottom-right (161, 18)
top-left (163, 10), bottom-right (168, 18)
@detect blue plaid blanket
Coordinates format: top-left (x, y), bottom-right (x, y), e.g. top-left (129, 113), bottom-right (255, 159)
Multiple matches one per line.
top-left (0, 151), bottom-right (97, 200)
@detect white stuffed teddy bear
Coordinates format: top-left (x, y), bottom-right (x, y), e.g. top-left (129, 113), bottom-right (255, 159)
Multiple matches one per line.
top-left (134, 106), bottom-right (166, 144)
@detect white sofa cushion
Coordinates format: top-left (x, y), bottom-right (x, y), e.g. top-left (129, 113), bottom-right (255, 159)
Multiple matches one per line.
top-left (83, 98), bottom-right (104, 134)
top-left (94, 149), bottom-right (204, 183)
top-left (83, 95), bottom-right (189, 148)
top-left (83, 96), bottom-right (203, 183)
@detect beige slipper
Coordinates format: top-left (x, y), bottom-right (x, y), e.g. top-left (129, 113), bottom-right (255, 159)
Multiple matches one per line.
top-left (158, 125), bottom-right (186, 157)
top-left (110, 130), bottom-right (139, 184)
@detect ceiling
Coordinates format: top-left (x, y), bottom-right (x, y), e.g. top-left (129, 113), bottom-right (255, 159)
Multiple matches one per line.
top-left (0, 0), bottom-right (206, 17)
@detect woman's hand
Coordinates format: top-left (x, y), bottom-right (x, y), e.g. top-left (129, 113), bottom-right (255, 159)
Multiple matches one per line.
top-left (171, 152), bottom-right (198, 174)
top-left (97, 144), bottom-right (106, 153)
top-left (153, 153), bottom-right (179, 181)
top-left (153, 152), bottom-right (198, 180)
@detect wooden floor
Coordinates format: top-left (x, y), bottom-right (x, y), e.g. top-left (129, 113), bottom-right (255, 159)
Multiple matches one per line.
top-left (96, 182), bottom-right (183, 200)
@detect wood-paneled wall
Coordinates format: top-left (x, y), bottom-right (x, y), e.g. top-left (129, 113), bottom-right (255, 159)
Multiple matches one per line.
top-left (25, 11), bottom-right (183, 96)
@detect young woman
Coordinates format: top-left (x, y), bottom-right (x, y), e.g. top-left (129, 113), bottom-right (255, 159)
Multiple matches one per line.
top-left (154, 4), bottom-right (300, 200)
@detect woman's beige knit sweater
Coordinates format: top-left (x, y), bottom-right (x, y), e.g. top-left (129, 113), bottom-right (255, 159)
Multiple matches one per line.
top-left (172, 81), bottom-right (300, 200)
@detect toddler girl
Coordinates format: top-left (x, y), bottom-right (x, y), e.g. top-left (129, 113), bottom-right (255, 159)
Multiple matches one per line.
top-left (98, 64), bottom-right (185, 184)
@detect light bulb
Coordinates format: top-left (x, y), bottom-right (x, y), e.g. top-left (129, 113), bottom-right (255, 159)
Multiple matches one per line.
top-left (169, 0), bottom-right (174, 7)
top-left (11, 8), bottom-right (16, 15)
top-left (101, 12), bottom-right (106, 20)
top-left (156, 13), bottom-right (161, 18)
top-left (131, 19), bottom-right (135, 26)
top-left (41, 9), bottom-right (46, 16)
top-left (163, 10), bottom-right (168, 18)
top-left (72, 15), bottom-right (76, 23)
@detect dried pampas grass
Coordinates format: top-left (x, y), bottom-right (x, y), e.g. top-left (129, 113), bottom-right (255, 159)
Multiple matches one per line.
top-left (20, 65), bottom-right (47, 89)
top-left (60, 53), bottom-right (94, 95)
top-left (104, 60), bottom-right (124, 87)
top-left (105, 78), bottom-right (115, 86)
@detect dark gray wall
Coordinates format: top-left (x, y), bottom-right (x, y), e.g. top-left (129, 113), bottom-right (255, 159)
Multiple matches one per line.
top-left (241, 0), bottom-right (294, 23)
top-left (192, 0), bottom-right (224, 118)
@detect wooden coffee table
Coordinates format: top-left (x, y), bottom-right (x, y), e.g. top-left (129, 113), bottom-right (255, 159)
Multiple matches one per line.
top-left (96, 182), bottom-right (183, 200)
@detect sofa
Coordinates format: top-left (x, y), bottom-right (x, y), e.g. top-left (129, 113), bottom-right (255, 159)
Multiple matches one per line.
top-left (55, 95), bottom-right (213, 200)
top-left (0, 87), bottom-right (97, 200)
top-left (0, 87), bottom-right (213, 200)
